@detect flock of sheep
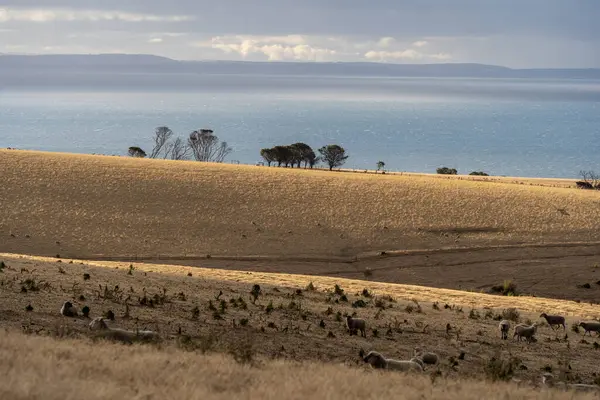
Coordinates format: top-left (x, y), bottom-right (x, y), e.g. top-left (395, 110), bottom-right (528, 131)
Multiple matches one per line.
top-left (348, 312), bottom-right (600, 392)
top-left (60, 297), bottom-right (600, 392)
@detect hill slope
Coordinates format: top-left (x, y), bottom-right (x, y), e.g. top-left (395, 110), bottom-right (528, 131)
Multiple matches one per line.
top-left (1, 150), bottom-right (599, 260)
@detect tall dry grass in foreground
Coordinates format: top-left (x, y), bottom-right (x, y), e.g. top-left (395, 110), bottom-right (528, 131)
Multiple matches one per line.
top-left (1, 150), bottom-right (599, 259)
top-left (0, 330), bottom-right (595, 400)
top-left (3, 253), bottom-right (600, 389)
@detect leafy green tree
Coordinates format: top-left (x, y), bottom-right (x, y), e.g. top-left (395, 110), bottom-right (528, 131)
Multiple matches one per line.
top-left (128, 146), bottom-right (146, 158)
top-left (436, 167), bottom-right (458, 175)
top-left (260, 148), bottom-right (276, 166)
top-left (318, 145), bottom-right (348, 171)
top-left (272, 145), bottom-right (293, 167)
top-left (290, 143), bottom-right (317, 168)
top-left (377, 161), bottom-right (385, 172)
top-left (469, 171), bottom-right (489, 176)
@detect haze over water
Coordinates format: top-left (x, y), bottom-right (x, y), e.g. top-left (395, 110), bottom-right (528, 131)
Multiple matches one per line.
top-left (1, 75), bottom-right (599, 178)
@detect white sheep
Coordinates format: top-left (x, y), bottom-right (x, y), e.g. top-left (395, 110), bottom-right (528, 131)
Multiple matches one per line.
top-left (60, 301), bottom-right (79, 317)
top-left (539, 313), bottom-right (566, 331)
top-left (513, 323), bottom-right (537, 342)
top-left (346, 316), bottom-right (367, 338)
top-left (413, 348), bottom-right (439, 365)
top-left (409, 357), bottom-right (425, 370)
top-left (88, 317), bottom-right (158, 344)
top-left (499, 320), bottom-right (510, 340)
top-left (578, 321), bottom-right (600, 337)
top-left (541, 373), bottom-right (600, 392)
top-left (363, 351), bottom-right (423, 373)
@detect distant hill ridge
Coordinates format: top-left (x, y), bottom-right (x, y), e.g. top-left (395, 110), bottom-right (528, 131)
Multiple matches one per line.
top-left (1, 53), bottom-right (599, 79)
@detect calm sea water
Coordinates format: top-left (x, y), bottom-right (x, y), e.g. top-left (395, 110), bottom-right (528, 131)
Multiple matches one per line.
top-left (1, 75), bottom-right (599, 178)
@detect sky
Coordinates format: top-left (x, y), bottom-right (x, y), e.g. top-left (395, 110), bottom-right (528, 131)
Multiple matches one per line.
top-left (0, 1), bottom-right (598, 68)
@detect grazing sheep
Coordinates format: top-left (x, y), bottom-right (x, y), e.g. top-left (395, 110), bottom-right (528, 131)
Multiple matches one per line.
top-left (513, 323), bottom-right (538, 342)
top-left (88, 317), bottom-right (158, 344)
top-left (409, 357), bottom-right (425, 369)
top-left (346, 316), bottom-right (367, 338)
top-left (363, 351), bottom-right (423, 373)
top-left (539, 313), bottom-right (566, 331)
top-left (578, 321), bottom-right (600, 337)
top-left (413, 348), bottom-right (439, 365)
top-left (60, 301), bottom-right (79, 317)
top-left (541, 373), bottom-right (600, 392)
top-left (499, 320), bottom-right (510, 340)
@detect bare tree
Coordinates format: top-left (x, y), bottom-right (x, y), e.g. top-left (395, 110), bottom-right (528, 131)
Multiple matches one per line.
top-left (164, 137), bottom-right (191, 160)
top-left (578, 170), bottom-right (600, 189)
top-left (188, 129), bottom-right (232, 163)
top-left (149, 126), bottom-right (174, 159)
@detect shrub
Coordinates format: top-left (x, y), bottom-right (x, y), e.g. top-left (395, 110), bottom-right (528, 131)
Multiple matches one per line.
top-left (352, 299), bottom-right (367, 308)
top-left (265, 300), bottom-right (274, 314)
top-left (339, 294), bottom-right (348, 302)
top-left (469, 171), bottom-right (489, 176)
top-left (361, 288), bottom-right (372, 298)
top-left (0, 261), bottom-right (5, 272)
top-left (306, 282), bottom-right (315, 291)
top-left (83, 273), bottom-right (91, 281)
top-left (490, 280), bottom-right (518, 296)
top-left (485, 351), bottom-right (520, 381)
top-left (239, 318), bottom-right (249, 327)
top-left (334, 284), bottom-right (344, 296)
top-left (432, 302), bottom-right (440, 310)
top-left (501, 307), bottom-right (520, 322)
top-left (437, 167), bottom-right (458, 175)
top-left (469, 309), bottom-right (481, 320)
top-left (250, 284), bottom-right (261, 303)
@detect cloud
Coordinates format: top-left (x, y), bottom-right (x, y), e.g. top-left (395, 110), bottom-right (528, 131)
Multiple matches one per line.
top-left (148, 38), bottom-right (163, 43)
top-left (209, 35), bottom-right (337, 61)
top-left (412, 40), bottom-right (428, 47)
top-left (0, 7), bottom-right (194, 23)
top-left (377, 37), bottom-right (395, 48)
top-left (364, 49), bottom-right (423, 61)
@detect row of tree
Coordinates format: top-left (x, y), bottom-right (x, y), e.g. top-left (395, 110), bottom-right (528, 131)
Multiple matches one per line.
top-left (260, 143), bottom-right (348, 170)
top-left (128, 127), bottom-right (232, 162)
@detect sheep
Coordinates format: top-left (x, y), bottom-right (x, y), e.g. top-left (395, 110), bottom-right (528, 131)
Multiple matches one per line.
top-left (88, 317), bottom-right (158, 344)
top-left (409, 357), bottom-right (425, 370)
top-left (499, 320), bottom-right (510, 340)
top-left (362, 351), bottom-right (423, 373)
top-left (346, 316), bottom-right (366, 338)
top-left (60, 301), bottom-right (79, 317)
top-left (541, 373), bottom-right (600, 392)
top-left (578, 321), bottom-right (600, 337)
top-left (513, 323), bottom-right (537, 342)
top-left (413, 348), bottom-right (439, 365)
top-left (539, 313), bottom-right (566, 331)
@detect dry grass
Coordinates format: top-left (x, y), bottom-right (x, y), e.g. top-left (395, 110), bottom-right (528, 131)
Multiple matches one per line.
top-left (3, 331), bottom-right (597, 400)
top-left (1, 150), bottom-right (599, 260)
top-left (3, 253), bottom-right (600, 392)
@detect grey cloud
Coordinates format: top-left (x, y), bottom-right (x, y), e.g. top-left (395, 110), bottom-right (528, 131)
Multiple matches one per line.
top-left (1, 0), bottom-right (598, 39)
top-left (0, 0), bottom-right (598, 67)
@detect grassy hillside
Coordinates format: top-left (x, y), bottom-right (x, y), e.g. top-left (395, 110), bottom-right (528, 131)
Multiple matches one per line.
top-left (1, 150), bottom-right (599, 260)
top-left (2, 253), bottom-right (600, 390)
top-left (5, 331), bottom-right (597, 400)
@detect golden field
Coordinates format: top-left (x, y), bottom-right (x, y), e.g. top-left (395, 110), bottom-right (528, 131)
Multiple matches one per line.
top-left (2, 253), bottom-right (600, 398)
top-left (2, 150), bottom-right (600, 398)
top-left (1, 150), bottom-right (599, 261)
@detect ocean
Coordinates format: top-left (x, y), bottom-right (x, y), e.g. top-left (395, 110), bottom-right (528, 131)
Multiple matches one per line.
top-left (1, 75), bottom-right (599, 178)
